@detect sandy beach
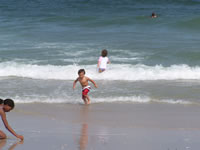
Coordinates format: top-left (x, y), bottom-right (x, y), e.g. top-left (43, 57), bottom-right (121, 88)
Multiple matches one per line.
top-left (0, 102), bottom-right (199, 150)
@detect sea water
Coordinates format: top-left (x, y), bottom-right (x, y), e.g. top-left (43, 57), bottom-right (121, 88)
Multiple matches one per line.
top-left (0, 0), bottom-right (200, 104)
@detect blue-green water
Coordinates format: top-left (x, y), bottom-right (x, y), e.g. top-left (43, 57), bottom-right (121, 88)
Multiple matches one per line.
top-left (0, 0), bottom-right (200, 104)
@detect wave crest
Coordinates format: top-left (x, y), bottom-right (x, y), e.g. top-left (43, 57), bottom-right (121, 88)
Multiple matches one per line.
top-left (0, 62), bottom-right (200, 81)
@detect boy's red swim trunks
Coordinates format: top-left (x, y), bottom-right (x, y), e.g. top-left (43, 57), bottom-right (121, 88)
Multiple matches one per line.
top-left (82, 86), bottom-right (91, 98)
top-left (82, 88), bottom-right (90, 96)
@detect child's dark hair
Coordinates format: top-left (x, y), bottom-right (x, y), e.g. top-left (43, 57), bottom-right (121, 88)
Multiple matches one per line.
top-left (101, 49), bottom-right (108, 57)
top-left (78, 69), bottom-right (85, 75)
top-left (0, 99), bottom-right (3, 104)
top-left (4, 99), bottom-right (15, 109)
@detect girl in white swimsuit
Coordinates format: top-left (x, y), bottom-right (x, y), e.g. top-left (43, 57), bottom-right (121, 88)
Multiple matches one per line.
top-left (97, 49), bottom-right (110, 73)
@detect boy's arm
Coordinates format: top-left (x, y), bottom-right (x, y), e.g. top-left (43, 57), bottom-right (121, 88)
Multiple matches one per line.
top-left (0, 111), bottom-right (23, 140)
top-left (88, 77), bottom-right (98, 88)
top-left (73, 78), bottom-right (78, 89)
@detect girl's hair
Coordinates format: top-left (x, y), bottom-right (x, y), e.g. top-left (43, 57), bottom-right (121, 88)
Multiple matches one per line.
top-left (4, 99), bottom-right (15, 109)
top-left (101, 49), bottom-right (108, 57)
top-left (0, 99), bottom-right (3, 104)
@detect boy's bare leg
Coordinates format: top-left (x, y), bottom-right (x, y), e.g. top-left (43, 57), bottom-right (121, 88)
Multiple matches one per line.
top-left (0, 130), bottom-right (6, 139)
top-left (82, 95), bottom-right (90, 105)
top-left (82, 97), bottom-right (88, 104)
top-left (85, 95), bottom-right (91, 104)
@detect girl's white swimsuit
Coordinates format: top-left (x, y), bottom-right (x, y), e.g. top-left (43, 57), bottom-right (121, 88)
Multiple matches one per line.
top-left (98, 56), bottom-right (109, 69)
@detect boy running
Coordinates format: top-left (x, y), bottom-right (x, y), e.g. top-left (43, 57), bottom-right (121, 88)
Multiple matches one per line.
top-left (73, 69), bottom-right (97, 104)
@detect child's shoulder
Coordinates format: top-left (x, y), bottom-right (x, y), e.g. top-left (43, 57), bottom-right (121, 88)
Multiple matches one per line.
top-left (84, 76), bottom-right (89, 79)
top-left (0, 107), bottom-right (4, 115)
top-left (98, 56), bottom-right (103, 60)
top-left (83, 76), bottom-right (91, 80)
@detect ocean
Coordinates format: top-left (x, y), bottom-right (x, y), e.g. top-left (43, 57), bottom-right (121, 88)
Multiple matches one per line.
top-left (0, 0), bottom-right (200, 104)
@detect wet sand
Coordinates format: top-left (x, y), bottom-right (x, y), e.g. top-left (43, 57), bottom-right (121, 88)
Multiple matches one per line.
top-left (1, 102), bottom-right (200, 150)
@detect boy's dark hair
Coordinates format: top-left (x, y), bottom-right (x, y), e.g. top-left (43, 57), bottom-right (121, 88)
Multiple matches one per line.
top-left (101, 49), bottom-right (108, 57)
top-left (78, 69), bottom-right (85, 75)
top-left (0, 99), bottom-right (3, 105)
top-left (4, 99), bottom-right (15, 109)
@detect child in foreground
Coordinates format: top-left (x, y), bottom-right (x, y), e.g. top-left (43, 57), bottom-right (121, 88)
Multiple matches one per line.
top-left (73, 69), bottom-right (97, 104)
top-left (0, 99), bottom-right (24, 140)
top-left (97, 49), bottom-right (110, 73)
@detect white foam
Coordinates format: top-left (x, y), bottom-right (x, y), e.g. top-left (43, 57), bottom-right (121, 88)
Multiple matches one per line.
top-left (13, 96), bottom-right (150, 104)
top-left (1, 62), bottom-right (200, 81)
top-left (109, 56), bottom-right (142, 62)
top-left (12, 95), bottom-right (192, 105)
top-left (91, 96), bottom-right (151, 103)
top-left (155, 99), bottom-right (191, 105)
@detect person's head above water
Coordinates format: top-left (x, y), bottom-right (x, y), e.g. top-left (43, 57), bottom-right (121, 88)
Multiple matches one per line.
top-left (151, 12), bottom-right (157, 18)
